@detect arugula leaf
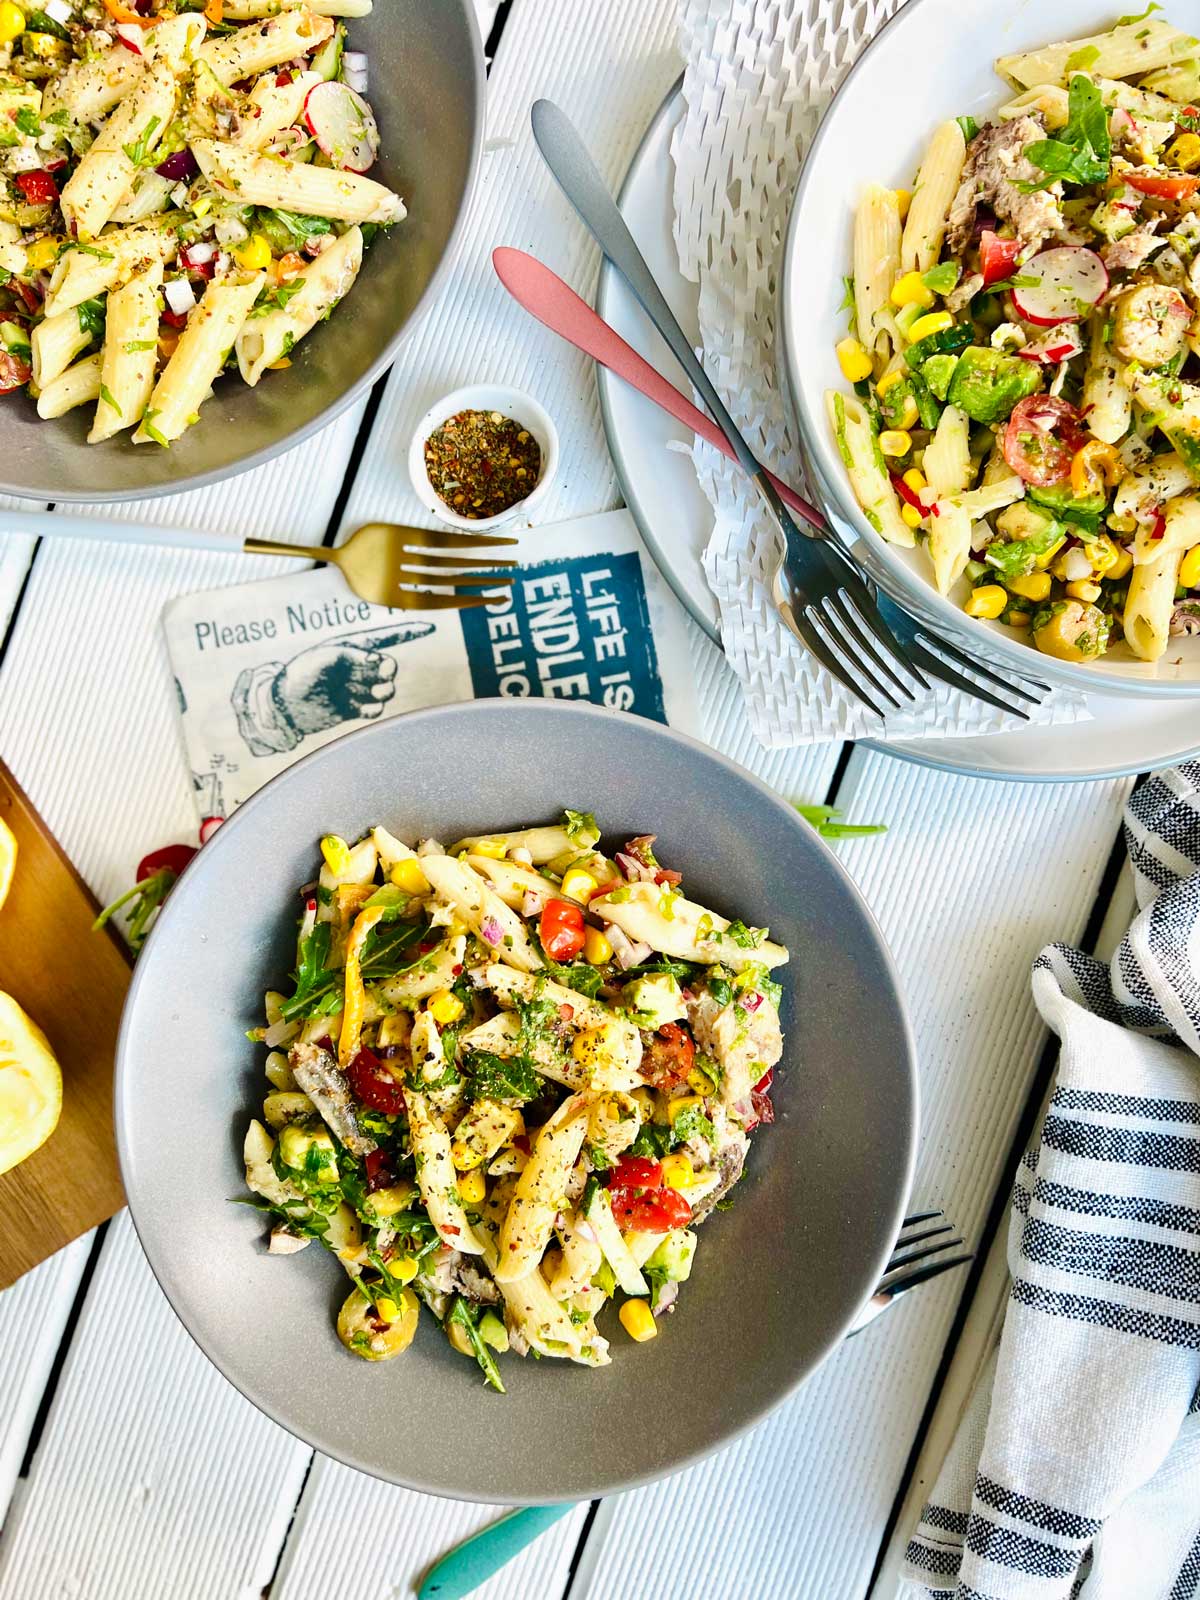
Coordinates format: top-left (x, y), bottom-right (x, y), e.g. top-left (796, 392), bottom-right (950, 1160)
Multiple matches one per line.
top-left (1021, 75), bottom-right (1111, 190)
top-left (463, 1049), bottom-right (543, 1105)
top-left (542, 958), bottom-right (605, 998)
top-left (249, 278), bottom-right (303, 319)
top-left (447, 1297), bottom-right (505, 1393)
top-left (76, 297), bottom-right (106, 340)
top-left (618, 954), bottom-right (700, 985)
top-left (720, 919), bottom-right (766, 950)
top-left (122, 115), bottom-right (162, 169)
top-left (628, 1121), bottom-right (674, 1161)
top-left (258, 207), bottom-right (332, 250)
top-left (278, 922), bottom-right (339, 1021)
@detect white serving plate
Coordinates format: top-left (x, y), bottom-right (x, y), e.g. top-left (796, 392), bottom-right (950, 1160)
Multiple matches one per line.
top-left (597, 82), bottom-right (1200, 782)
top-left (782, 0), bottom-right (1200, 699)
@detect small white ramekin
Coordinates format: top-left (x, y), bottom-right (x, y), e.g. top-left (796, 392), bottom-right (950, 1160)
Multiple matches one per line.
top-left (408, 383), bottom-right (559, 531)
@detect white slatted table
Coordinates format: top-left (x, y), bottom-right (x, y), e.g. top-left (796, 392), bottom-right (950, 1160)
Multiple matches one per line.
top-left (0, 2), bottom-right (1134, 1597)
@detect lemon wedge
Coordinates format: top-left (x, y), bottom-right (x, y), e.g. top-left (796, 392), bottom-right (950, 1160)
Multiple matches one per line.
top-left (0, 816), bottom-right (14, 911)
top-left (0, 991), bottom-right (62, 1177)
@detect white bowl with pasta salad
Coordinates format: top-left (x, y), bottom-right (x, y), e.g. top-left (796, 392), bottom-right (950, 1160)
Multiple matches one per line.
top-left (782, 0), bottom-right (1200, 694)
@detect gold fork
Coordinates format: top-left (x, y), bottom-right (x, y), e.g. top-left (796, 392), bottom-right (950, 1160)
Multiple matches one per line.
top-left (243, 521), bottom-right (519, 610)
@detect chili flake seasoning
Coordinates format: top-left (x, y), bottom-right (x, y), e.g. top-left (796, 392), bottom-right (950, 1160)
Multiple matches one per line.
top-left (424, 408), bottom-right (542, 519)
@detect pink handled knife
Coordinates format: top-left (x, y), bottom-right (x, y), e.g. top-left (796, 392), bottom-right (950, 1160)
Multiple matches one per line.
top-left (491, 245), bottom-right (825, 532)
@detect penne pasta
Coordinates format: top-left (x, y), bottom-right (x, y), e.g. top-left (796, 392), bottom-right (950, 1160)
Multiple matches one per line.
top-left (1082, 312), bottom-right (1131, 447)
top-left (231, 70), bottom-right (322, 149)
top-left (1124, 544), bottom-right (1183, 662)
top-left (494, 1093), bottom-right (591, 1283)
top-left (191, 138), bottom-right (405, 225)
top-left (592, 878), bottom-right (789, 971)
top-left (31, 307), bottom-right (93, 391)
top-left (198, 10), bottom-right (334, 85)
top-left (110, 172), bottom-right (175, 227)
top-left (1134, 492), bottom-right (1200, 567)
top-left (59, 64), bottom-right (177, 241)
top-left (900, 120), bottom-right (966, 274)
top-left (405, 1089), bottom-right (486, 1256)
top-left (997, 85), bottom-right (1070, 130)
top-left (236, 226), bottom-right (362, 385)
top-left (133, 272), bottom-right (266, 444)
top-left (43, 221), bottom-right (179, 318)
top-left (223, 0), bottom-right (371, 16)
top-left (853, 182), bottom-right (902, 365)
top-left (89, 260), bottom-right (163, 444)
top-left (417, 854), bottom-right (544, 973)
top-left (996, 19), bottom-right (1196, 89)
top-left (36, 353), bottom-right (101, 418)
top-left (825, 389), bottom-right (915, 548)
top-left (922, 404), bottom-right (972, 496)
top-left (1114, 454), bottom-right (1198, 525)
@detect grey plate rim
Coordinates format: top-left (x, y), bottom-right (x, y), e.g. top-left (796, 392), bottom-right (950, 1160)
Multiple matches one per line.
top-left (114, 697), bottom-right (919, 1503)
top-left (0, 4), bottom-right (486, 505)
top-left (596, 78), bottom-right (1200, 785)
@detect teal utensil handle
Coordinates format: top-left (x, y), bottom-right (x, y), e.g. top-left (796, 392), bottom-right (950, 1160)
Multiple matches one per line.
top-left (418, 1505), bottom-right (575, 1599)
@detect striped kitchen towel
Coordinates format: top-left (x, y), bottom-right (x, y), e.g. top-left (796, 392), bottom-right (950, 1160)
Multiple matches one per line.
top-left (900, 764), bottom-right (1200, 1600)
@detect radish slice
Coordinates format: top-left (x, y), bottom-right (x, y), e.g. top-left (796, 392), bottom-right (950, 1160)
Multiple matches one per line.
top-left (303, 79), bottom-right (379, 173)
top-left (1011, 246), bottom-right (1108, 326)
top-left (1018, 325), bottom-right (1084, 364)
top-left (115, 21), bottom-right (143, 52)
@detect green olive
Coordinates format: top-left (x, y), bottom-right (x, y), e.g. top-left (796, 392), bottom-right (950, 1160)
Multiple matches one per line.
top-left (1032, 600), bottom-right (1108, 663)
top-left (337, 1285), bottom-right (419, 1361)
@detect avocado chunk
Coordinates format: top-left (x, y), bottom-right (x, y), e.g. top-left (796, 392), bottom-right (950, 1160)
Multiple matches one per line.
top-left (625, 973), bottom-right (686, 1028)
top-left (1027, 482), bottom-right (1108, 532)
top-left (921, 352), bottom-right (960, 402)
top-left (945, 345), bottom-right (1042, 426)
top-left (645, 1229), bottom-right (697, 1284)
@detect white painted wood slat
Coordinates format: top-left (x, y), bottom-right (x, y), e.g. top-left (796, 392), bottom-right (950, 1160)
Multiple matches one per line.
top-left (0, 1216), bottom-right (310, 1600)
top-left (273, 1459), bottom-right (590, 1600)
top-left (572, 756), bottom-right (1131, 1600)
top-left (0, 498), bottom-right (48, 648)
top-left (0, 1235), bottom-right (92, 1529)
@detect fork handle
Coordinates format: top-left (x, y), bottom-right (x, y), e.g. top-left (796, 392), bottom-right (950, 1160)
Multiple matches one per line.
top-left (243, 536), bottom-right (328, 562)
top-left (0, 506), bottom-right (243, 551)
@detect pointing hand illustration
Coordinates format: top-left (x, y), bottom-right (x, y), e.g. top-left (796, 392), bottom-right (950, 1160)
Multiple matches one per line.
top-left (274, 640), bottom-right (399, 735)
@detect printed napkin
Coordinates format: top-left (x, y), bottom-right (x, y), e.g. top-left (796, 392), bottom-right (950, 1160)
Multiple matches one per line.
top-left (670, 0), bottom-right (1089, 747)
top-left (899, 766), bottom-right (1200, 1600)
top-left (162, 510), bottom-right (698, 822)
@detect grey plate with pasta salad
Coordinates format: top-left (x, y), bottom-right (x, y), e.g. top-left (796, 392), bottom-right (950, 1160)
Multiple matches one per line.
top-left (114, 699), bottom-right (916, 1501)
top-left (0, 0), bottom-right (482, 500)
top-left (783, 0), bottom-right (1200, 696)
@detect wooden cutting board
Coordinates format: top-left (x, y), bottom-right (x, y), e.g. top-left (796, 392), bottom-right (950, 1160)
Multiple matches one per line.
top-left (0, 760), bottom-right (130, 1289)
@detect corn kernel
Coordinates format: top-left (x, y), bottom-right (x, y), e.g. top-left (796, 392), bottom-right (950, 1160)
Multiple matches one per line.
top-left (428, 988), bottom-right (465, 1026)
top-left (964, 585), bottom-right (1008, 620)
top-left (192, 195), bottom-right (212, 218)
top-left (902, 467), bottom-right (928, 493)
top-left (619, 1299), bottom-right (658, 1342)
top-left (375, 1295), bottom-right (400, 1322)
top-left (892, 393), bottom-right (920, 431)
top-left (235, 232), bottom-right (272, 271)
top-left (458, 1167), bottom-right (486, 1206)
top-left (893, 187), bottom-right (912, 221)
top-left (686, 1067), bottom-right (712, 1094)
top-left (907, 310), bottom-right (954, 344)
top-left (268, 357), bottom-right (292, 370)
top-left (631, 1086), bottom-right (656, 1120)
top-left (561, 867), bottom-right (598, 901)
top-left (875, 368), bottom-right (905, 397)
top-left (890, 270), bottom-right (935, 310)
top-left (583, 926), bottom-right (613, 965)
top-left (320, 834), bottom-right (351, 876)
top-left (667, 1094), bottom-right (704, 1126)
top-left (25, 235), bottom-right (59, 271)
top-left (1167, 132), bottom-right (1200, 171)
top-left (1180, 544), bottom-right (1200, 589)
top-left (1007, 570), bottom-right (1052, 602)
top-left (661, 1153), bottom-right (694, 1190)
top-left (1089, 535), bottom-right (1121, 576)
top-left (836, 336), bottom-right (873, 383)
top-left (1034, 536), bottom-right (1068, 570)
top-left (1008, 610), bottom-right (1032, 628)
top-left (390, 858), bottom-right (429, 894)
top-left (391, 1255), bottom-right (418, 1285)
top-left (1107, 545), bottom-right (1133, 580)
top-left (901, 504), bottom-right (923, 529)
top-left (0, 1), bottom-right (25, 44)
top-left (1107, 510), bottom-right (1137, 535)
top-left (879, 429), bottom-right (912, 458)
top-left (1066, 579), bottom-right (1102, 603)
top-left (471, 838), bottom-right (508, 858)
top-left (447, 1319), bottom-right (473, 1356)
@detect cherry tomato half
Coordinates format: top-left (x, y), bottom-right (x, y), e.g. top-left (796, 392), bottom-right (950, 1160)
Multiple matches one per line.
top-left (1002, 395), bottom-right (1088, 487)
top-left (0, 350), bottom-right (32, 395)
top-left (638, 1022), bottom-right (695, 1089)
top-left (612, 1187), bottom-right (693, 1232)
top-left (14, 170), bottom-right (59, 206)
top-left (347, 1046), bottom-right (406, 1115)
top-left (1125, 170), bottom-right (1200, 201)
top-left (979, 229), bottom-right (1019, 287)
top-left (609, 1155), bottom-right (663, 1191)
top-left (540, 897), bottom-right (585, 961)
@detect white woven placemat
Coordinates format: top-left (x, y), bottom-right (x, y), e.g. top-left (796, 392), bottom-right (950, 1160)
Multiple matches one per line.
top-left (671, 0), bottom-right (1087, 746)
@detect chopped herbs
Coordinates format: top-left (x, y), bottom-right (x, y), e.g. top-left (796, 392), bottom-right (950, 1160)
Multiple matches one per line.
top-left (672, 1103), bottom-right (716, 1150)
top-left (463, 1049), bottom-right (543, 1105)
top-left (1020, 75), bottom-right (1111, 191)
top-left (123, 115), bottom-right (162, 169)
top-left (794, 802), bottom-right (888, 840)
top-left (123, 339), bottom-right (157, 353)
top-left (956, 115), bottom-right (979, 143)
top-left (98, 383), bottom-right (122, 415)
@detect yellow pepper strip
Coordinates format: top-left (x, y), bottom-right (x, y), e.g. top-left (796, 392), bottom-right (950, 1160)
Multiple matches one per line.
top-left (0, 2), bottom-right (25, 44)
top-left (1069, 440), bottom-right (1123, 497)
top-left (1180, 544), bottom-right (1200, 589)
top-left (338, 903), bottom-right (386, 1065)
